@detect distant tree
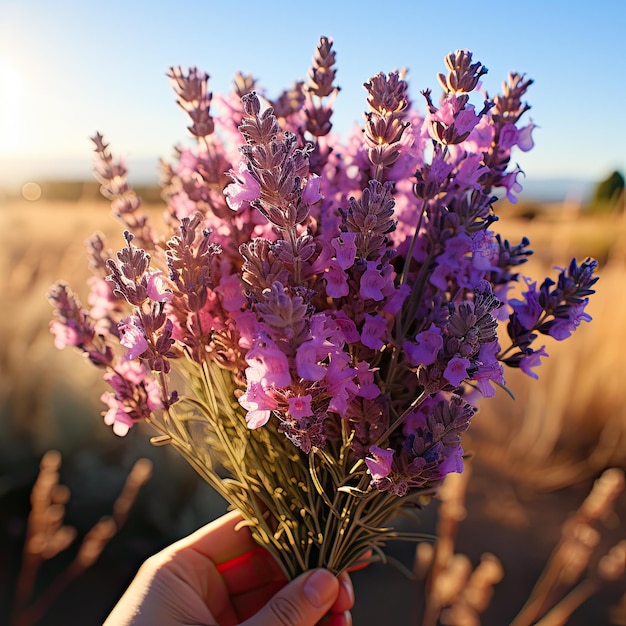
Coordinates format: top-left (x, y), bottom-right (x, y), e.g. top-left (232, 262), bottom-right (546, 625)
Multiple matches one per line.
top-left (583, 170), bottom-right (624, 214)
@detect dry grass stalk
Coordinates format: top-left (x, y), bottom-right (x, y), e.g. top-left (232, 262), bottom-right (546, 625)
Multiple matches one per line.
top-left (10, 451), bottom-right (152, 626)
top-left (510, 468), bottom-right (625, 626)
top-left (419, 464), bottom-right (504, 626)
top-left (533, 541), bottom-right (625, 626)
top-left (439, 554), bottom-right (504, 626)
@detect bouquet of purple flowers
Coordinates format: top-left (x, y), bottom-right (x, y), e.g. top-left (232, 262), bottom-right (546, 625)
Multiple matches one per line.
top-left (49, 37), bottom-right (597, 579)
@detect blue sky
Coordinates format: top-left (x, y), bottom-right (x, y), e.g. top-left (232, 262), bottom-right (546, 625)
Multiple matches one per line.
top-left (0, 0), bottom-right (624, 193)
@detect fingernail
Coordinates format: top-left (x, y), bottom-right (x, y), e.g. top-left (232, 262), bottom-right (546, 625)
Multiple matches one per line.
top-left (343, 577), bottom-right (354, 606)
top-left (304, 569), bottom-right (338, 607)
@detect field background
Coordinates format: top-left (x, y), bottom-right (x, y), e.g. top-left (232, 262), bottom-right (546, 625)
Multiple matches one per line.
top-left (1, 186), bottom-right (625, 625)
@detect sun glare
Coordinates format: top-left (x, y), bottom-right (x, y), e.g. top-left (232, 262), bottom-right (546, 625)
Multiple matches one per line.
top-left (0, 58), bottom-right (25, 154)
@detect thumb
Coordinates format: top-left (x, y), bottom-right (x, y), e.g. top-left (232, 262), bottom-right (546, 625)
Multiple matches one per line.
top-left (240, 568), bottom-right (340, 626)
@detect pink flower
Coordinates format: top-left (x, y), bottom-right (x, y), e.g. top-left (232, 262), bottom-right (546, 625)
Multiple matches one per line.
top-left (119, 316), bottom-right (148, 360)
top-left (50, 320), bottom-right (80, 349)
top-left (246, 336), bottom-right (291, 388)
top-left (216, 274), bottom-right (247, 312)
top-left (170, 192), bottom-right (198, 220)
top-left (147, 271), bottom-right (173, 303)
top-left (87, 276), bottom-right (115, 319)
top-left (101, 393), bottom-right (134, 437)
top-left (224, 161), bottom-right (261, 210)
top-left (235, 310), bottom-right (258, 349)
top-left (175, 148), bottom-right (199, 176)
top-left (104, 360), bottom-right (147, 389)
top-left (365, 446), bottom-right (394, 481)
top-left (443, 356), bottom-right (471, 387)
top-left (239, 379), bottom-right (278, 428)
top-left (288, 395), bottom-right (313, 420)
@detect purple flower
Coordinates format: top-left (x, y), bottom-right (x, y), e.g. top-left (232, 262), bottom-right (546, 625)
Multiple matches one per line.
top-left (471, 230), bottom-right (499, 271)
top-left (443, 356), bottom-right (470, 387)
top-left (548, 301), bottom-right (592, 340)
top-left (296, 340), bottom-right (327, 381)
top-left (325, 353), bottom-right (357, 414)
top-left (404, 324), bottom-right (443, 367)
top-left (360, 261), bottom-right (387, 301)
top-left (510, 280), bottom-right (543, 329)
top-left (382, 282), bottom-right (410, 315)
top-left (360, 314), bottom-right (388, 350)
top-left (472, 342), bottom-right (505, 397)
top-left (519, 345), bottom-right (548, 379)
top-left (331, 233), bottom-right (357, 270)
top-left (454, 106), bottom-right (480, 135)
top-left (355, 361), bottom-right (381, 399)
top-left (49, 42), bottom-right (600, 521)
top-left (365, 446), bottom-right (394, 481)
top-left (324, 261), bottom-right (349, 298)
top-left (333, 312), bottom-right (360, 343)
top-left (517, 123), bottom-right (536, 152)
top-left (100, 361), bottom-right (162, 436)
top-left (498, 123), bottom-right (519, 150)
top-left (288, 394), bottom-right (314, 420)
top-left (87, 276), bottom-right (117, 319)
top-left (501, 167), bottom-right (524, 203)
top-left (302, 175), bottom-right (323, 205)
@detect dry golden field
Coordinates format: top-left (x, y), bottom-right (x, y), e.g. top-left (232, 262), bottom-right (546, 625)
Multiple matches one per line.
top-left (1, 196), bottom-right (625, 625)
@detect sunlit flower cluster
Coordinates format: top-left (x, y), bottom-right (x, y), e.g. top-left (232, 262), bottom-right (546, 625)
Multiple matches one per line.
top-left (49, 37), bottom-right (597, 576)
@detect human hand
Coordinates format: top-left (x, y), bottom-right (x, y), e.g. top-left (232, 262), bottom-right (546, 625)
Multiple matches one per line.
top-left (103, 510), bottom-right (354, 625)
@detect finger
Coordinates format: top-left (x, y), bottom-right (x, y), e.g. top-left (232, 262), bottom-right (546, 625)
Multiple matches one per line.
top-left (239, 568), bottom-right (340, 626)
top-left (216, 547), bottom-right (287, 622)
top-left (170, 510), bottom-right (258, 564)
top-left (328, 571), bottom-right (354, 614)
top-left (216, 547), bottom-right (285, 594)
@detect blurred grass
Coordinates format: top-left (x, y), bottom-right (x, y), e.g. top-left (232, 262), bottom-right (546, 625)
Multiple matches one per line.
top-left (1, 194), bottom-right (625, 624)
